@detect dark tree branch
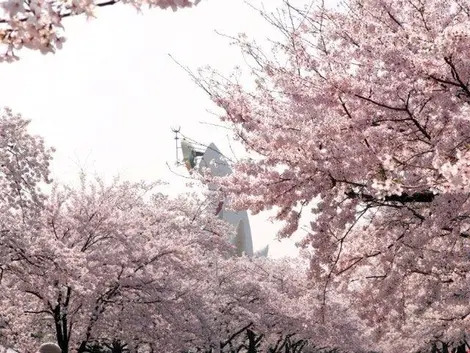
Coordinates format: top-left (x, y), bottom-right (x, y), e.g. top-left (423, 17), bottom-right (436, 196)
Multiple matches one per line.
top-left (345, 190), bottom-right (435, 203)
top-left (355, 92), bottom-right (432, 140)
top-left (0, 0), bottom-right (120, 24)
top-left (220, 322), bottom-right (254, 350)
top-left (445, 56), bottom-right (470, 98)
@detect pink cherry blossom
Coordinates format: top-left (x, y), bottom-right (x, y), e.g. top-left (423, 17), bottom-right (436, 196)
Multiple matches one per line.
top-left (0, 107), bottom-right (53, 216)
top-left (0, 0), bottom-right (202, 61)
top-left (197, 0), bottom-right (470, 351)
top-left (0, 173), bottom-right (317, 353)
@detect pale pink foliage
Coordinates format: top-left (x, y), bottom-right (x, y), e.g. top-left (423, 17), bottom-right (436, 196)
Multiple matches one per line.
top-left (0, 107), bottom-right (53, 216)
top-left (199, 0), bottom-right (470, 351)
top-left (0, 0), bottom-right (201, 61)
top-left (0, 175), bottom-right (311, 353)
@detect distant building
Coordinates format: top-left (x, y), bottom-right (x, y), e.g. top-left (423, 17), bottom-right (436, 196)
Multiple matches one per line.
top-left (181, 138), bottom-right (261, 257)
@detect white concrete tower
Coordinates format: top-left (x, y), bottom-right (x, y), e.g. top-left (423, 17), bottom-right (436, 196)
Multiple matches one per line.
top-left (181, 139), bottom-right (254, 257)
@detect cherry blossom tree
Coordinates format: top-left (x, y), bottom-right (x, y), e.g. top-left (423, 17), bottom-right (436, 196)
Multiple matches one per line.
top-left (0, 107), bottom-right (53, 217)
top-left (0, 173), bottom-right (316, 353)
top-left (0, 0), bottom-right (201, 61)
top-left (196, 0), bottom-right (470, 351)
top-left (0, 105), bottom-right (326, 353)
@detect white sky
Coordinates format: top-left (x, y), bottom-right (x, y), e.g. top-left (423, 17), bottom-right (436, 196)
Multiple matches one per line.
top-left (0, 0), bottom-right (312, 257)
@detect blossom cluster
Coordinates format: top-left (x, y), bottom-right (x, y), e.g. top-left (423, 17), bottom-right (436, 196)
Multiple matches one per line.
top-left (199, 0), bottom-right (470, 350)
top-left (0, 0), bottom-right (201, 61)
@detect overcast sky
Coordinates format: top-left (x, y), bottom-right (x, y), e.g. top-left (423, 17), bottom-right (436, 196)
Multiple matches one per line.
top-left (0, 0), bottom-right (312, 257)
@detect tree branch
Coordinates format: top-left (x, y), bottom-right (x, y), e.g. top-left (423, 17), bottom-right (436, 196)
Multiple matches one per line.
top-left (0, 0), bottom-right (121, 24)
top-left (345, 190), bottom-right (435, 203)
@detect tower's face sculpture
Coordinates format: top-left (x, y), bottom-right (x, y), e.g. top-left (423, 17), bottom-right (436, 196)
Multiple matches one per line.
top-left (181, 139), bottom-right (199, 170)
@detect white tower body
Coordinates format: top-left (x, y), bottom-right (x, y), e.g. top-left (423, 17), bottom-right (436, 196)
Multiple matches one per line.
top-left (198, 143), bottom-right (254, 257)
top-left (181, 140), bottom-right (254, 257)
